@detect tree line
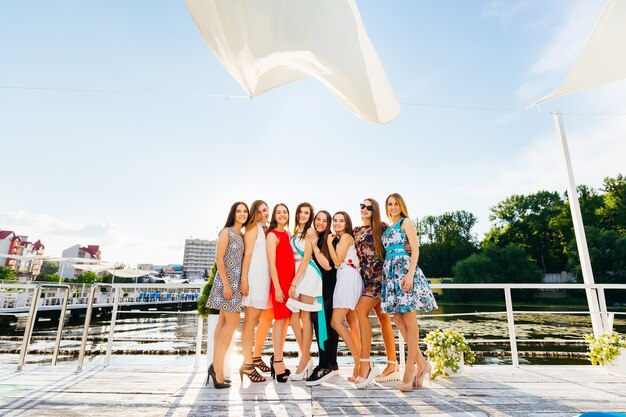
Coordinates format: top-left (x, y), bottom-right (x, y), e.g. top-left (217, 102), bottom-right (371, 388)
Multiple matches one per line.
top-left (416, 174), bottom-right (626, 302)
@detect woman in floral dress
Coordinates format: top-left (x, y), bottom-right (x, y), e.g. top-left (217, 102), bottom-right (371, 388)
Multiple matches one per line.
top-left (382, 193), bottom-right (438, 391)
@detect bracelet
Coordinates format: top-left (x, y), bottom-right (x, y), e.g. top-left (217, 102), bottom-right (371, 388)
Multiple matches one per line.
top-left (290, 284), bottom-right (296, 287)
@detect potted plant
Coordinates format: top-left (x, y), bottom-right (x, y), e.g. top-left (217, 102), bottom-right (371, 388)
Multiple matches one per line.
top-left (585, 332), bottom-right (626, 376)
top-left (425, 328), bottom-right (475, 379)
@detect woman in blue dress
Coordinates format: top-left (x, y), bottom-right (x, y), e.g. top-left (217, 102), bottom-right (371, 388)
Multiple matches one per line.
top-left (381, 193), bottom-right (438, 391)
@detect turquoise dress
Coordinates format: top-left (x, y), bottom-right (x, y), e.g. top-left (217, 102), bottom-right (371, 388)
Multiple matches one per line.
top-left (381, 218), bottom-right (438, 314)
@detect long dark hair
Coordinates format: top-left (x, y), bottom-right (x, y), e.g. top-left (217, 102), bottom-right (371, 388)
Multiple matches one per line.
top-left (333, 211), bottom-right (354, 238)
top-left (293, 202), bottom-right (314, 240)
top-left (269, 203), bottom-right (289, 231)
top-left (224, 201), bottom-right (249, 228)
top-left (245, 199), bottom-right (268, 229)
top-left (314, 210), bottom-right (332, 260)
top-left (365, 198), bottom-right (385, 260)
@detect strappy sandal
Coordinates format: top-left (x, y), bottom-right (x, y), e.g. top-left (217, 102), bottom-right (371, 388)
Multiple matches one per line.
top-left (239, 363), bottom-right (267, 383)
top-left (375, 359), bottom-right (402, 382)
top-left (252, 356), bottom-right (271, 373)
top-left (346, 353), bottom-right (360, 382)
top-left (354, 358), bottom-right (379, 389)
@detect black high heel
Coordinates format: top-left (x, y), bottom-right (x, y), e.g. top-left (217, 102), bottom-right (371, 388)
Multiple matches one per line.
top-left (270, 354), bottom-right (275, 379)
top-left (252, 356), bottom-right (271, 373)
top-left (272, 359), bottom-right (290, 383)
top-left (207, 363), bottom-right (231, 389)
top-left (240, 363), bottom-right (266, 383)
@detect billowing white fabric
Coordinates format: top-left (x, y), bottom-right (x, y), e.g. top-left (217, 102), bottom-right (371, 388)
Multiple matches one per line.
top-left (537, 0), bottom-right (626, 103)
top-left (185, 0), bottom-right (400, 124)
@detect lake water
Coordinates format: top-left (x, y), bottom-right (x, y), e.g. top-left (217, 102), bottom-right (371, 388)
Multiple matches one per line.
top-left (1, 304), bottom-right (624, 367)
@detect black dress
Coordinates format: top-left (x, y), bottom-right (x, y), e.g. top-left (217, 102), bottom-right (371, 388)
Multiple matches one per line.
top-left (311, 236), bottom-right (339, 370)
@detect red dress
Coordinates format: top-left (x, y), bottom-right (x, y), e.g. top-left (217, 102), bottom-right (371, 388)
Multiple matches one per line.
top-left (268, 229), bottom-right (295, 319)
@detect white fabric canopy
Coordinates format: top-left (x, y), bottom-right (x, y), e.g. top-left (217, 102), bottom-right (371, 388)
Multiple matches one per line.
top-left (185, 0), bottom-right (400, 124)
top-left (537, 0), bottom-right (626, 103)
top-left (107, 268), bottom-right (152, 278)
top-left (72, 264), bottom-right (111, 273)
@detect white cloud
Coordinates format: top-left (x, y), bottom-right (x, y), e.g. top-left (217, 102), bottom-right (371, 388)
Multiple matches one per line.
top-left (0, 211), bottom-right (181, 266)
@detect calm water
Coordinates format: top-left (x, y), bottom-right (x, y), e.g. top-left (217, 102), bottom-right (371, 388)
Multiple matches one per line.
top-left (1, 304), bottom-right (624, 367)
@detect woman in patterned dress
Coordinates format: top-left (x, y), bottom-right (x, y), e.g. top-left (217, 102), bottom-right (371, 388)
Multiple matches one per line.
top-left (382, 193), bottom-right (438, 391)
top-left (206, 201), bottom-right (249, 389)
top-left (353, 198), bottom-right (400, 389)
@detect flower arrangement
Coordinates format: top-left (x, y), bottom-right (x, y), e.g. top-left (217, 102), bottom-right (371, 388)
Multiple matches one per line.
top-left (584, 332), bottom-right (626, 366)
top-left (425, 328), bottom-right (475, 379)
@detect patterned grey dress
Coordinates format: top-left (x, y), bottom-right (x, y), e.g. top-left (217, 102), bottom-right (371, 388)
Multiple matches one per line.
top-left (206, 227), bottom-right (244, 312)
top-left (381, 218), bottom-right (438, 314)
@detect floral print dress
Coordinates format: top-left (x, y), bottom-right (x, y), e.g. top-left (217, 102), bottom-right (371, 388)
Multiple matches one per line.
top-left (381, 218), bottom-right (438, 314)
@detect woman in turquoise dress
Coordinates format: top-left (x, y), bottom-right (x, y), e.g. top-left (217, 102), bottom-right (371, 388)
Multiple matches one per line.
top-left (381, 193), bottom-right (437, 391)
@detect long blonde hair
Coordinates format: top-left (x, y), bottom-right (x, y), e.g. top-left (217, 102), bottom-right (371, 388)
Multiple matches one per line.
top-left (385, 193), bottom-right (410, 220)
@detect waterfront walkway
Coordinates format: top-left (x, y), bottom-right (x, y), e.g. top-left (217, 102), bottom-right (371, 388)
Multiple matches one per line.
top-left (0, 364), bottom-right (625, 416)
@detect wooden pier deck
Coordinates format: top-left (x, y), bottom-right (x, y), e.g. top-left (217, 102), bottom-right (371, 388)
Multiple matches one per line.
top-left (0, 363), bottom-right (625, 416)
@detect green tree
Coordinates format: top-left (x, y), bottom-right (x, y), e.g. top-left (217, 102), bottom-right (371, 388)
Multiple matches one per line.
top-left (598, 173), bottom-right (626, 235)
top-left (0, 266), bottom-right (16, 281)
top-left (39, 261), bottom-right (59, 277)
top-left (485, 191), bottom-right (568, 273)
top-left (75, 271), bottom-right (100, 284)
top-left (158, 268), bottom-right (165, 278)
top-left (203, 268), bottom-right (209, 279)
top-left (451, 243), bottom-right (542, 302)
top-left (416, 210), bottom-right (479, 277)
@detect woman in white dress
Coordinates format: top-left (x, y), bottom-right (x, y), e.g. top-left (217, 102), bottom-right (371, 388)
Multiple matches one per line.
top-left (286, 202), bottom-right (322, 380)
top-left (240, 200), bottom-right (273, 383)
top-left (328, 211), bottom-right (364, 382)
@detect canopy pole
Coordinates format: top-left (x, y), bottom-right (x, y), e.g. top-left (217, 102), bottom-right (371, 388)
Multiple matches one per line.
top-left (553, 112), bottom-right (603, 336)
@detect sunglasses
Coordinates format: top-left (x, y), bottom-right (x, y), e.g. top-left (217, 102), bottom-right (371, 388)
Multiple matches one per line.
top-left (360, 204), bottom-right (373, 211)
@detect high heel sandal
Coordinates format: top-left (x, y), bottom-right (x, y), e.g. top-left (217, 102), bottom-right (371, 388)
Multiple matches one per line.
top-left (347, 353), bottom-right (360, 382)
top-left (207, 363), bottom-right (231, 389)
top-left (396, 366), bottom-right (416, 392)
top-left (272, 359), bottom-right (290, 383)
top-left (414, 362), bottom-right (432, 388)
top-left (239, 363), bottom-right (267, 383)
top-left (374, 360), bottom-right (402, 382)
top-left (354, 358), bottom-right (380, 389)
top-left (252, 356), bottom-right (271, 373)
top-left (291, 358), bottom-right (314, 381)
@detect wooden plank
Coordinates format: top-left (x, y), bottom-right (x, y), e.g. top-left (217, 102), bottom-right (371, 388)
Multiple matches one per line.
top-left (0, 364), bottom-right (625, 417)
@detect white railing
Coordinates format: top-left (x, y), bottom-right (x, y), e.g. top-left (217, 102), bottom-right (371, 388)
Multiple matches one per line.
top-left (3, 282), bottom-right (625, 371)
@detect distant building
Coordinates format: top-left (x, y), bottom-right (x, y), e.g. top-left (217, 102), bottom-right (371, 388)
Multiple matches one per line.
top-left (183, 238), bottom-right (216, 279)
top-left (0, 230), bottom-right (20, 269)
top-left (0, 230), bottom-right (45, 276)
top-left (60, 244), bottom-right (101, 279)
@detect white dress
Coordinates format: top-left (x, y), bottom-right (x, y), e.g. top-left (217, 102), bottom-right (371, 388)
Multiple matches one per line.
top-left (286, 234), bottom-right (322, 312)
top-left (333, 243), bottom-right (364, 310)
top-left (241, 222), bottom-right (272, 309)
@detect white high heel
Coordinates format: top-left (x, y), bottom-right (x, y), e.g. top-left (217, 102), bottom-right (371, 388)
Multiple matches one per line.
top-left (354, 358), bottom-right (379, 389)
top-left (290, 358), bottom-right (314, 381)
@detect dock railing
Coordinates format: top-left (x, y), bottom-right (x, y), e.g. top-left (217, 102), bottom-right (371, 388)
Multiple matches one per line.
top-left (2, 282), bottom-right (625, 372)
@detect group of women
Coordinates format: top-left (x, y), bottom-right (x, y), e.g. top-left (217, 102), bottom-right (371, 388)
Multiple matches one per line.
top-left (205, 193), bottom-right (438, 392)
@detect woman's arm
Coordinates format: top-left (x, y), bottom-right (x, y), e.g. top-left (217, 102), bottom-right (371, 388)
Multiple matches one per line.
top-left (266, 233), bottom-right (285, 303)
top-left (328, 234), bottom-right (352, 267)
top-left (240, 225), bottom-right (259, 297)
top-left (215, 229), bottom-right (232, 300)
top-left (401, 219), bottom-right (420, 292)
top-left (290, 237), bottom-right (313, 297)
top-left (308, 229), bottom-right (331, 271)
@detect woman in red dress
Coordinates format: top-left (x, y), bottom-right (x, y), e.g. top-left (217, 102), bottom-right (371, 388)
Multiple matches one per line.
top-left (266, 203), bottom-right (296, 382)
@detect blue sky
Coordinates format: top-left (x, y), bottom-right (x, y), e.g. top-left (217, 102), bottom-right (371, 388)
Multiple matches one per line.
top-left (1, 0), bottom-right (625, 266)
